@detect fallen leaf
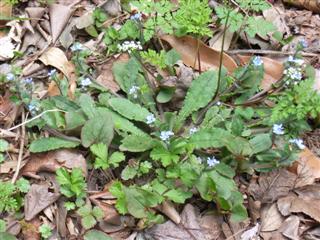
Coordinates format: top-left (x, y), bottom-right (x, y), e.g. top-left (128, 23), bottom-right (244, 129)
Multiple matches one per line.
top-left (248, 169), bottom-right (296, 203)
top-left (56, 199), bottom-right (68, 237)
top-left (161, 35), bottom-right (237, 73)
top-left (288, 148), bottom-right (320, 188)
top-left (25, 7), bottom-right (46, 27)
top-left (21, 149), bottom-right (87, 177)
top-left (102, 0), bottom-right (121, 16)
top-left (22, 218), bottom-right (41, 240)
top-left (76, 12), bottom-right (94, 29)
top-left (283, 0), bottom-right (320, 13)
top-left (237, 55), bottom-right (284, 90)
top-left (199, 212), bottom-right (224, 240)
top-left (25, 183), bottom-right (60, 221)
top-left (279, 216), bottom-right (300, 240)
top-left (240, 223), bottom-right (259, 240)
top-left (294, 184), bottom-right (320, 200)
top-left (49, 4), bottom-right (73, 43)
top-left (0, 2), bottom-right (12, 28)
top-left (209, 27), bottom-right (234, 51)
top-left (261, 203), bottom-right (284, 232)
top-left (277, 195), bottom-right (296, 217)
top-left (0, 91), bottom-right (20, 128)
top-left (39, 47), bottom-right (77, 98)
top-left (156, 200), bottom-right (181, 224)
top-left (290, 198), bottom-right (320, 223)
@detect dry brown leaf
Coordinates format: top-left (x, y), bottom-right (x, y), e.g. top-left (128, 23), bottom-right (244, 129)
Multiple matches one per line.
top-left (25, 7), bottom-right (46, 28)
top-left (237, 55), bottom-right (284, 90)
top-left (290, 198), bottom-right (320, 223)
top-left (279, 216), bottom-right (300, 240)
top-left (240, 223), bottom-right (259, 240)
top-left (21, 149), bottom-right (87, 177)
top-left (22, 218), bottom-right (41, 240)
top-left (39, 47), bottom-right (77, 98)
top-left (277, 195), bottom-right (296, 217)
top-left (209, 27), bottom-right (234, 51)
top-left (95, 54), bottom-right (129, 93)
top-left (248, 169), bottom-right (296, 203)
top-left (161, 35), bottom-right (237, 73)
top-left (283, 0), bottom-right (320, 13)
top-left (49, 4), bottom-right (73, 43)
top-left (199, 213), bottom-right (224, 240)
top-left (156, 201), bottom-right (181, 224)
top-left (288, 148), bottom-right (320, 188)
top-left (261, 203), bottom-right (284, 232)
top-left (102, 0), bottom-right (122, 16)
top-left (294, 184), bottom-right (320, 200)
top-left (0, 91), bottom-right (20, 128)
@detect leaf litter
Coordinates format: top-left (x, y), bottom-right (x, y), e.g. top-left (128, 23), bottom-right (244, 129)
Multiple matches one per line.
top-left (0, 0), bottom-right (320, 239)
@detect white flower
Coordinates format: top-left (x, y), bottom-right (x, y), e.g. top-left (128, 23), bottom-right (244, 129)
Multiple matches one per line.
top-left (48, 69), bottom-right (57, 77)
top-left (273, 124), bottom-right (285, 135)
top-left (146, 114), bottom-right (156, 125)
top-left (0, 37), bottom-right (15, 59)
top-left (130, 12), bottom-right (142, 21)
top-left (207, 156), bottom-right (219, 167)
top-left (289, 138), bottom-right (305, 150)
top-left (216, 101), bottom-right (222, 106)
top-left (27, 103), bottom-right (39, 115)
top-left (299, 39), bottom-right (308, 48)
top-left (288, 56), bottom-right (304, 66)
top-left (252, 56), bottom-right (263, 66)
top-left (70, 42), bottom-right (84, 52)
top-left (6, 73), bottom-right (14, 81)
top-left (118, 41), bottom-right (143, 53)
top-left (160, 131), bottom-right (174, 142)
top-left (129, 85), bottom-right (140, 99)
top-left (196, 157), bottom-right (203, 164)
top-left (189, 127), bottom-right (198, 135)
top-left (81, 78), bottom-right (92, 87)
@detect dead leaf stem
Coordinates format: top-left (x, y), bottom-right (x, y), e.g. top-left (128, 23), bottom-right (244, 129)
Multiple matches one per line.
top-left (227, 49), bottom-right (318, 57)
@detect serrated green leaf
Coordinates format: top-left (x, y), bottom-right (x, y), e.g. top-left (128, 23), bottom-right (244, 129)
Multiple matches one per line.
top-left (81, 215), bottom-right (97, 229)
top-left (150, 146), bottom-right (179, 167)
top-left (163, 189), bottom-right (192, 203)
top-left (16, 178), bottom-right (30, 193)
top-left (165, 49), bottom-right (180, 66)
top-left (92, 206), bottom-right (104, 220)
top-left (245, 17), bottom-right (275, 38)
top-left (29, 137), bottom-right (80, 153)
top-left (109, 151), bottom-right (125, 167)
top-left (120, 135), bottom-right (156, 152)
top-left (81, 109), bottom-right (114, 148)
top-left (121, 166), bottom-right (138, 180)
top-left (109, 98), bottom-right (151, 122)
top-left (179, 71), bottom-right (218, 119)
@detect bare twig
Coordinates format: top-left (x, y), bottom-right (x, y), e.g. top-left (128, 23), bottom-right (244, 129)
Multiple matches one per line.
top-left (227, 49), bottom-right (318, 57)
top-left (11, 110), bottom-right (26, 184)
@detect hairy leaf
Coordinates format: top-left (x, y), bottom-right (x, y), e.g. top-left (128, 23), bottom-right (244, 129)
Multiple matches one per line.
top-left (120, 135), bottom-right (156, 152)
top-left (29, 137), bottom-right (80, 153)
top-left (189, 128), bottom-right (232, 149)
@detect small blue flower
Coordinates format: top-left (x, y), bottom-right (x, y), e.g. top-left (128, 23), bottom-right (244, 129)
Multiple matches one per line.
top-left (130, 12), bottom-right (142, 21)
top-left (80, 78), bottom-right (92, 87)
top-left (6, 73), bottom-right (14, 81)
top-left (252, 56), bottom-right (263, 66)
top-left (146, 114), bottom-right (156, 125)
top-left (48, 69), bottom-right (57, 77)
top-left (289, 138), bottom-right (305, 150)
top-left (207, 156), bottom-right (219, 167)
top-left (189, 127), bottom-right (198, 135)
top-left (27, 103), bottom-right (39, 114)
top-left (24, 78), bottom-right (33, 85)
top-left (70, 42), bottom-right (84, 52)
top-left (160, 131), bottom-right (174, 142)
top-left (129, 85), bottom-right (140, 99)
top-left (273, 124), bottom-right (285, 135)
top-left (299, 39), bottom-right (308, 48)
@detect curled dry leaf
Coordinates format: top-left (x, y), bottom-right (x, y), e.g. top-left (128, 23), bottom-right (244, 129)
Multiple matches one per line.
top-left (156, 200), bottom-right (181, 224)
top-left (248, 169), bottom-right (296, 203)
top-left (288, 148), bottom-right (320, 188)
top-left (236, 55), bottom-right (284, 90)
top-left (277, 195), bottom-right (296, 217)
top-left (25, 182), bottom-right (60, 221)
top-left (39, 47), bottom-right (77, 98)
top-left (261, 203), bottom-right (284, 232)
top-left (283, 0), bottom-right (320, 13)
top-left (161, 35), bottom-right (237, 73)
top-left (21, 149), bottom-right (87, 177)
top-left (240, 223), bottom-right (259, 240)
top-left (25, 7), bottom-right (46, 28)
top-left (290, 198), bottom-right (320, 223)
top-left (279, 216), bottom-right (300, 240)
top-left (49, 4), bottom-right (73, 43)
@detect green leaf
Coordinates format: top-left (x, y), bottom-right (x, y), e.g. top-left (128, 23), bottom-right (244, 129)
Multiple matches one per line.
top-left (81, 215), bottom-right (97, 229)
top-left (165, 49), bottom-right (180, 66)
top-left (108, 98), bottom-right (151, 122)
top-left (84, 230), bottom-right (112, 240)
top-left (150, 146), bottom-right (179, 167)
top-left (65, 110), bottom-right (86, 130)
top-left (120, 135), bottom-right (156, 152)
top-left (16, 178), bottom-right (30, 193)
top-left (156, 87), bottom-right (175, 103)
top-left (225, 137), bottom-right (252, 156)
top-left (179, 71), bottom-right (219, 119)
top-left (245, 17), bottom-right (275, 38)
top-left (29, 137), bottom-right (80, 153)
top-left (123, 187), bottom-right (148, 218)
top-left (209, 170), bottom-right (236, 199)
top-left (195, 172), bottom-right (215, 201)
top-left (121, 166), bottom-right (138, 180)
top-left (163, 189), bottom-right (192, 203)
top-left (189, 128), bottom-right (232, 149)
top-left (249, 134), bottom-right (272, 154)
top-left (109, 152), bottom-right (125, 167)
top-left (109, 182), bottom-right (128, 215)
top-left (0, 233), bottom-right (17, 240)
top-left (81, 109), bottom-right (114, 148)
top-left (92, 206), bottom-right (104, 220)
top-left (214, 163), bottom-right (235, 179)
top-left (0, 219), bottom-right (6, 232)
top-left (230, 204), bottom-right (248, 222)
top-left (78, 94), bottom-right (96, 118)
top-left (56, 168), bottom-right (86, 198)
top-left (90, 143), bottom-right (108, 160)
top-left (0, 139), bottom-right (9, 152)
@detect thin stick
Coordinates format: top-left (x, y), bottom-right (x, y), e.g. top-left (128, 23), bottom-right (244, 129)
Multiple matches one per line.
top-left (227, 49), bottom-right (318, 57)
top-left (11, 110), bottom-right (26, 184)
top-left (7, 109), bottom-right (66, 132)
